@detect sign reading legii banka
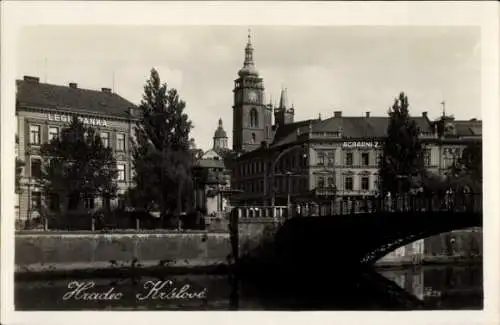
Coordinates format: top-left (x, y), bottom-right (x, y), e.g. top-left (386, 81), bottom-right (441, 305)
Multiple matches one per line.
top-left (47, 113), bottom-right (108, 127)
top-left (342, 141), bottom-right (380, 149)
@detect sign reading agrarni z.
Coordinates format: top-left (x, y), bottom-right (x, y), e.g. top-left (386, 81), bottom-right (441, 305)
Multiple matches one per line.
top-left (47, 113), bottom-right (108, 127)
top-left (342, 141), bottom-right (380, 149)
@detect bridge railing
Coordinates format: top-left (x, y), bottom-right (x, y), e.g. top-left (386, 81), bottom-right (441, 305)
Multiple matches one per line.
top-left (231, 193), bottom-right (482, 220)
top-left (231, 206), bottom-right (289, 219)
top-left (297, 193), bottom-right (482, 216)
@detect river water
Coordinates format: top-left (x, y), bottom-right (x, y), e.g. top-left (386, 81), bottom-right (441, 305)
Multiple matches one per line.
top-left (15, 263), bottom-right (482, 310)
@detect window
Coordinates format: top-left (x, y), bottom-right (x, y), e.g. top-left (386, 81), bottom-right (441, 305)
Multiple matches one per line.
top-left (361, 152), bottom-right (370, 166)
top-left (83, 196), bottom-right (95, 209)
top-left (250, 108), bottom-right (259, 128)
top-left (101, 132), bottom-right (110, 148)
top-left (376, 151), bottom-right (383, 165)
top-left (344, 176), bottom-right (353, 191)
top-left (361, 177), bottom-right (370, 191)
top-left (327, 176), bottom-right (335, 187)
top-left (31, 191), bottom-right (41, 210)
top-left (29, 125), bottom-right (41, 144)
top-left (327, 152), bottom-right (335, 167)
top-left (49, 193), bottom-right (60, 212)
top-left (317, 176), bottom-right (325, 188)
top-left (317, 151), bottom-right (325, 166)
top-left (116, 133), bottom-right (126, 151)
top-left (31, 158), bottom-right (42, 178)
top-left (48, 127), bottom-right (59, 141)
top-left (117, 164), bottom-right (126, 181)
top-left (251, 133), bottom-right (256, 144)
top-left (117, 195), bottom-right (126, 210)
top-left (345, 152), bottom-right (353, 166)
top-left (424, 149), bottom-right (432, 166)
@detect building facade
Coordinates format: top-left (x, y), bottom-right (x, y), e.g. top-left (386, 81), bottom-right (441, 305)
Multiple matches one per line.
top-left (15, 76), bottom-right (138, 225)
top-left (192, 118), bottom-right (233, 218)
top-left (231, 111), bottom-right (481, 207)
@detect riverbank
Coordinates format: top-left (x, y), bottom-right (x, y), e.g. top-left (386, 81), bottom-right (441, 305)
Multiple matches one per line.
top-left (15, 231), bottom-right (232, 281)
top-left (15, 263), bottom-right (231, 281)
top-left (15, 231), bottom-right (482, 280)
top-left (375, 255), bottom-right (482, 270)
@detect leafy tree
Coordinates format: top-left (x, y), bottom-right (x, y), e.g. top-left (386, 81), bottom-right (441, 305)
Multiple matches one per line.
top-left (379, 92), bottom-right (425, 195)
top-left (453, 142), bottom-right (482, 180)
top-left (130, 68), bottom-right (194, 222)
top-left (39, 117), bottom-right (118, 214)
top-left (448, 142), bottom-right (482, 192)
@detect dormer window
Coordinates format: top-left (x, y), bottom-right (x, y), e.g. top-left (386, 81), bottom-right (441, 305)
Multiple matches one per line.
top-left (444, 122), bottom-right (456, 135)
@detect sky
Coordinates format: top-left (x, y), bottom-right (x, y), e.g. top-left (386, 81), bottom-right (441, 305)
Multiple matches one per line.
top-left (17, 26), bottom-right (481, 151)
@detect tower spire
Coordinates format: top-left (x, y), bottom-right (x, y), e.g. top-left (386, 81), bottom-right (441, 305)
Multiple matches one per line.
top-left (243, 28), bottom-right (254, 68)
top-left (279, 87), bottom-right (288, 109)
top-left (238, 28), bottom-right (258, 77)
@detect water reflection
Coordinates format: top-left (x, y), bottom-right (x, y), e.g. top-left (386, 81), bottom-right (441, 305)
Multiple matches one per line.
top-left (15, 263), bottom-right (482, 310)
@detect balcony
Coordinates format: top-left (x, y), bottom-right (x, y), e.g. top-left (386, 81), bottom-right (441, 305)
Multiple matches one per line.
top-left (204, 174), bottom-right (227, 185)
top-left (314, 187), bottom-right (338, 197)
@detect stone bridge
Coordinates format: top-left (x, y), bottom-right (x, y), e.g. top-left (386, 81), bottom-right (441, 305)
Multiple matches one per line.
top-left (229, 194), bottom-right (482, 271)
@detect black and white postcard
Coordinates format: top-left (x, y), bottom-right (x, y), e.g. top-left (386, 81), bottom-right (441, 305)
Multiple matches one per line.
top-left (1, 1), bottom-right (499, 325)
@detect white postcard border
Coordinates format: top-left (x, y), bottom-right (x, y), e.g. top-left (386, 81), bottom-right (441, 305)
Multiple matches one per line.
top-left (1, 1), bottom-right (499, 325)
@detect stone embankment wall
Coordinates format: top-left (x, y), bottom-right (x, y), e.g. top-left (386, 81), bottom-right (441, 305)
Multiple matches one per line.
top-left (16, 231), bottom-right (231, 274)
top-left (377, 228), bottom-right (482, 267)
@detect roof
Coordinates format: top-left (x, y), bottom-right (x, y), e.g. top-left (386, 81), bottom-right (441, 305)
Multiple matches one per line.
top-left (312, 116), bottom-right (432, 138)
top-left (194, 157), bottom-right (225, 169)
top-left (271, 115), bottom-right (433, 148)
top-left (453, 120), bottom-right (482, 137)
top-left (271, 119), bottom-right (318, 147)
top-left (16, 77), bottom-right (137, 118)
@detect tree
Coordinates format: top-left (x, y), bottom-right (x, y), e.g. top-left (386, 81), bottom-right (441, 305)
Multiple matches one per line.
top-left (448, 142), bottom-right (482, 192)
top-left (39, 117), bottom-right (118, 214)
top-left (379, 92), bottom-right (425, 195)
top-left (453, 142), bottom-right (482, 181)
top-left (130, 68), bottom-right (194, 222)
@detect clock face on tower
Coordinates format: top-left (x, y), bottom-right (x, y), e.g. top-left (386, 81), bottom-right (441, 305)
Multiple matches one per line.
top-left (247, 91), bottom-right (258, 103)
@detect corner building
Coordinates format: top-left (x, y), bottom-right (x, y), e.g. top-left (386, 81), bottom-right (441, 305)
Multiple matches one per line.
top-left (229, 35), bottom-right (482, 211)
top-left (16, 76), bottom-right (139, 224)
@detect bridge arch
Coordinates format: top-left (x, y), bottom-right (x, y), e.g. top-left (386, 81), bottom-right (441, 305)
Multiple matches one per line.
top-left (273, 210), bottom-right (482, 267)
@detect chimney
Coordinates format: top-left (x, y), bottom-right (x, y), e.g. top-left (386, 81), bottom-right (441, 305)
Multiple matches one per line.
top-left (334, 111), bottom-right (342, 118)
top-left (365, 111), bottom-right (370, 118)
top-left (69, 82), bottom-right (78, 89)
top-left (23, 76), bottom-right (39, 83)
top-left (422, 111), bottom-right (428, 119)
top-left (101, 88), bottom-right (112, 93)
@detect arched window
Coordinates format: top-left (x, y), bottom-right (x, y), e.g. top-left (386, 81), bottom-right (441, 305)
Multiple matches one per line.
top-left (250, 108), bottom-right (258, 128)
top-left (251, 133), bottom-right (256, 143)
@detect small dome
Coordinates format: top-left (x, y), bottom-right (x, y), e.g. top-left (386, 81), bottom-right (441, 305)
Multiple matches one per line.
top-left (214, 127), bottom-right (227, 138)
top-left (214, 118), bottom-right (227, 138)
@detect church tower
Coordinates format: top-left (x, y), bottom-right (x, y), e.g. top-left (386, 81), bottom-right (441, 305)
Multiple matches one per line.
top-left (274, 87), bottom-right (295, 126)
top-left (232, 30), bottom-right (273, 152)
top-left (213, 118), bottom-right (228, 152)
